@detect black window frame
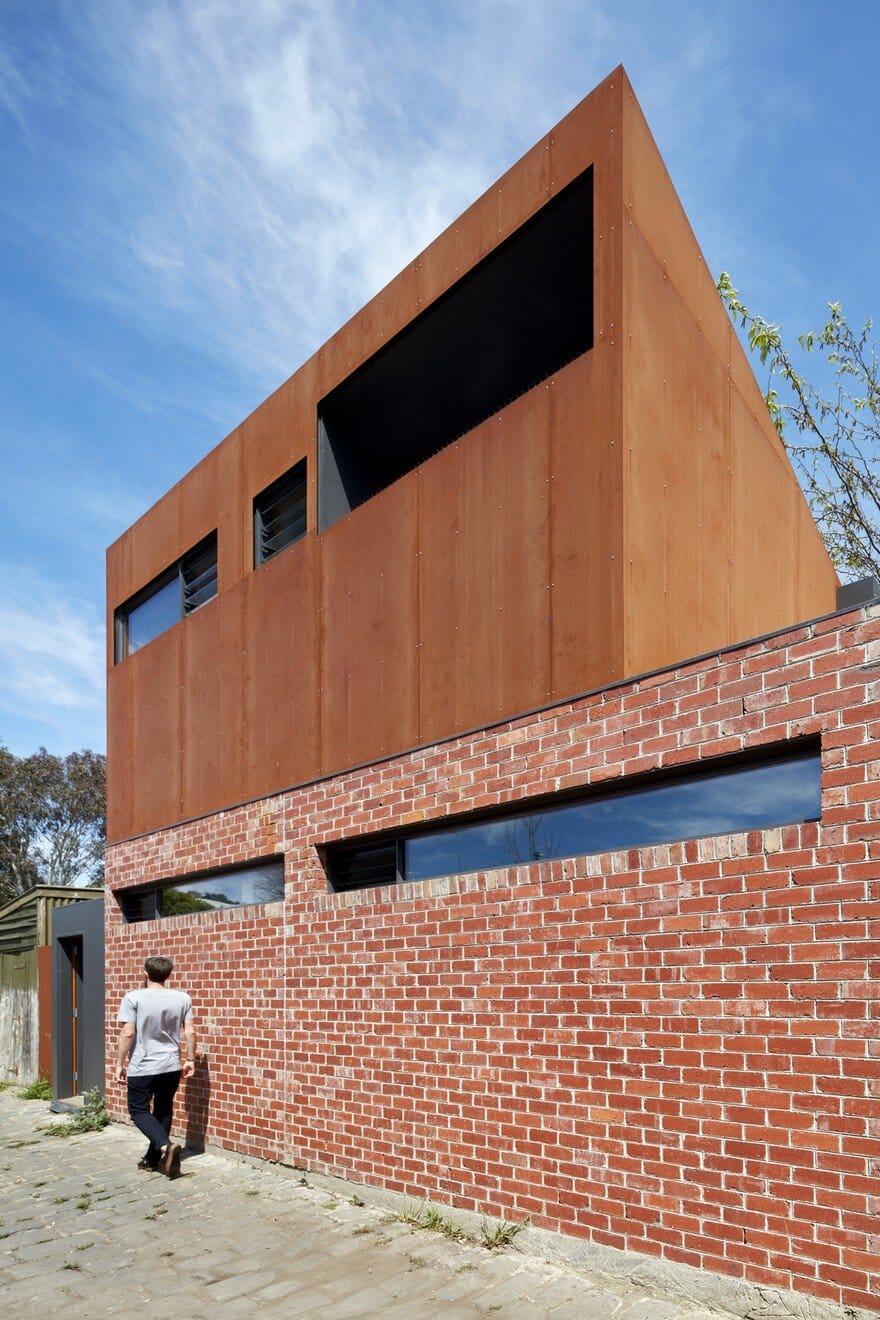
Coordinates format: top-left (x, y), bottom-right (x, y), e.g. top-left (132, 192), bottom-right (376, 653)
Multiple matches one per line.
top-left (118, 856), bottom-right (285, 924)
top-left (325, 743), bottom-right (821, 895)
top-left (114, 531), bottom-right (218, 663)
top-left (253, 459), bottom-right (307, 568)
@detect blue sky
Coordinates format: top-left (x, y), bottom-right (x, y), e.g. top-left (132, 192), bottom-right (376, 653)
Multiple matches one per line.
top-left (0, 0), bottom-right (877, 759)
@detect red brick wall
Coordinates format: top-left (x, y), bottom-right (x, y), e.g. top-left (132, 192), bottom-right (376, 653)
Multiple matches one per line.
top-left (105, 604), bottom-right (880, 1312)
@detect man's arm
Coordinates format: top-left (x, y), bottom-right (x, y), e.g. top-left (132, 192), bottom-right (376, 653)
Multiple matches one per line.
top-left (115, 1023), bottom-right (136, 1083)
top-left (182, 1022), bottom-right (197, 1080)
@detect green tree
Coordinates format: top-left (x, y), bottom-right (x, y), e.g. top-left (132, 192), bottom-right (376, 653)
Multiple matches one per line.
top-left (718, 273), bottom-right (880, 581)
top-left (35, 749), bottom-right (106, 888)
top-left (0, 744), bottom-right (105, 904)
top-left (0, 744), bottom-right (44, 903)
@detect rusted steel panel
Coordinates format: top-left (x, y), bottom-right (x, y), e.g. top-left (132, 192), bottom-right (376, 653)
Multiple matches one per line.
top-left (105, 662), bottom-right (133, 843)
top-left (729, 388), bottom-right (800, 636)
top-left (36, 945), bottom-right (52, 1082)
top-left (319, 478), bottom-right (420, 774)
top-left (549, 346), bottom-right (623, 701)
top-left (549, 68), bottom-right (622, 344)
top-left (417, 383), bottom-right (552, 745)
top-left (129, 628), bottom-right (183, 837)
top-left (242, 535), bottom-right (320, 800)
top-left (621, 77), bottom-right (836, 648)
top-left (622, 77), bottom-right (731, 389)
top-left (623, 223), bottom-right (732, 675)
top-left (795, 498), bottom-right (839, 621)
top-left (241, 378), bottom-right (309, 505)
top-left (180, 596), bottom-right (243, 822)
top-left (126, 485), bottom-right (182, 607)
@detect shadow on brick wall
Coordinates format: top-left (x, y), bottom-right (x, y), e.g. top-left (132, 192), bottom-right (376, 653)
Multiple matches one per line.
top-left (183, 1059), bottom-right (210, 1153)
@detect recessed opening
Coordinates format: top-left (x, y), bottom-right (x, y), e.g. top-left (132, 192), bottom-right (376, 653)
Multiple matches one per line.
top-left (317, 167), bottom-right (593, 532)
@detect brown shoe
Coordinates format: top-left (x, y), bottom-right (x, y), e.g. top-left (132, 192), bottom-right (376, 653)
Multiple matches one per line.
top-left (162, 1143), bottom-right (182, 1179)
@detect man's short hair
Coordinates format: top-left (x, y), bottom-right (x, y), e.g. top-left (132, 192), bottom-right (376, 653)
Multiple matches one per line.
top-left (144, 955), bottom-right (173, 984)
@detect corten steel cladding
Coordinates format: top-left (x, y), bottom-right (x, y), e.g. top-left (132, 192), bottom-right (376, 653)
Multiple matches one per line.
top-left (105, 67), bottom-right (837, 842)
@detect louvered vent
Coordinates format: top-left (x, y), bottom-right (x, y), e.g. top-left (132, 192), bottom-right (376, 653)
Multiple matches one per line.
top-left (182, 534), bottom-right (218, 613)
top-left (120, 889), bottom-right (160, 923)
top-left (328, 839), bottom-right (400, 893)
top-left (254, 460), bottom-right (307, 566)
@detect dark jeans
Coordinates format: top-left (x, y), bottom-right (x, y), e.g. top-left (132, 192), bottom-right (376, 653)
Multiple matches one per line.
top-left (127, 1070), bottom-right (182, 1164)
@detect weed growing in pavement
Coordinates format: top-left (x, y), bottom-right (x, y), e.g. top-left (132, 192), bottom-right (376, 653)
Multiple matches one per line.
top-left (41, 1089), bottom-right (109, 1138)
top-left (352, 1226), bottom-right (372, 1236)
top-left (245, 1189), bottom-right (259, 1197)
top-left (75, 1243), bottom-right (93, 1252)
top-left (62, 1261), bottom-right (81, 1271)
top-left (0, 1080), bottom-right (12, 1092)
top-left (33, 1181), bottom-right (47, 1188)
top-left (76, 1196), bottom-right (91, 1211)
top-left (478, 1216), bottom-right (527, 1250)
top-left (18, 1078), bottom-right (52, 1101)
top-left (350, 1193), bottom-right (364, 1206)
top-left (394, 1198), bottom-right (526, 1250)
top-left (395, 1200), bottom-right (473, 1243)
top-left (4, 1139), bottom-right (39, 1149)
top-left (52, 1196), bottom-right (70, 1205)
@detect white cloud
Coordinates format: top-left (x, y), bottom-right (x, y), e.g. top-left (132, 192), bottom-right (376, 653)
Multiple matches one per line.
top-left (0, 569), bottom-right (104, 718)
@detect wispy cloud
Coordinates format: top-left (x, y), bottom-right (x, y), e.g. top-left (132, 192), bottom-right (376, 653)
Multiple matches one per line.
top-left (0, 1), bottom-right (618, 391)
top-left (0, 567), bottom-right (104, 733)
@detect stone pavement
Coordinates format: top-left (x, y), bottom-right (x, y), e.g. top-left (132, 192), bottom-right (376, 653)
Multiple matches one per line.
top-left (0, 1089), bottom-right (733, 1320)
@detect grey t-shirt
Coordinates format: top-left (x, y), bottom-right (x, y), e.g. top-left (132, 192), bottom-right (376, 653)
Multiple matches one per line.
top-left (118, 988), bottom-right (193, 1078)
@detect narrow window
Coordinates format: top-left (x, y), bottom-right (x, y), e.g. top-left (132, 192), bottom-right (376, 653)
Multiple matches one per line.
top-left (326, 748), bottom-right (821, 894)
top-left (119, 858), bottom-right (284, 923)
top-left (115, 532), bottom-right (217, 662)
top-left (254, 460), bottom-right (307, 567)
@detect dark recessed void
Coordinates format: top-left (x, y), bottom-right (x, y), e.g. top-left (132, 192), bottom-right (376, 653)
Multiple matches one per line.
top-left (318, 167), bottom-right (593, 531)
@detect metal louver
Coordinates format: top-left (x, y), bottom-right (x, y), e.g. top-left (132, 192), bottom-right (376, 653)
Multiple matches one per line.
top-left (181, 534), bottom-right (218, 614)
top-left (255, 461), bottom-right (307, 565)
top-left (329, 839), bottom-right (400, 893)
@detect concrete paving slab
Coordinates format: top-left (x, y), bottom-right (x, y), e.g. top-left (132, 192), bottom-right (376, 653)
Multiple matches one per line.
top-left (0, 1090), bottom-right (758, 1319)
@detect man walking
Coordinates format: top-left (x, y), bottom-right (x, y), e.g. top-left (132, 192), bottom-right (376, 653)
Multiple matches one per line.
top-left (116, 955), bottom-right (195, 1179)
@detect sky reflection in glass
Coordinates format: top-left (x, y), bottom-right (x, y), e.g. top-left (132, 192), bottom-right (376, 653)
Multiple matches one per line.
top-left (405, 754), bottom-right (820, 884)
top-left (162, 861), bottom-right (284, 912)
top-left (127, 577), bottom-right (180, 654)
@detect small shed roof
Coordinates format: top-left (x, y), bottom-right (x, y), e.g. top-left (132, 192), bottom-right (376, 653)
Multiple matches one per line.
top-left (0, 886), bottom-right (104, 956)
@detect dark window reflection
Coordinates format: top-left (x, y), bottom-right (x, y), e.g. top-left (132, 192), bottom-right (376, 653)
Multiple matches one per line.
top-left (405, 754), bottom-right (820, 884)
top-left (122, 860), bottom-right (284, 922)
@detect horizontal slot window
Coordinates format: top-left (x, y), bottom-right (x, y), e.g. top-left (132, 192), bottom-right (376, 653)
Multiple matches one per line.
top-left (318, 167), bottom-right (593, 531)
top-left (254, 460), bottom-right (307, 566)
top-left (326, 749), bottom-right (821, 894)
top-left (119, 858), bottom-right (284, 923)
top-left (115, 532), bottom-right (217, 662)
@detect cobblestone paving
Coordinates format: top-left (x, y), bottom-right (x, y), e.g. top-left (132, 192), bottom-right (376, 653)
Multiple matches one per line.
top-left (0, 1090), bottom-right (729, 1319)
